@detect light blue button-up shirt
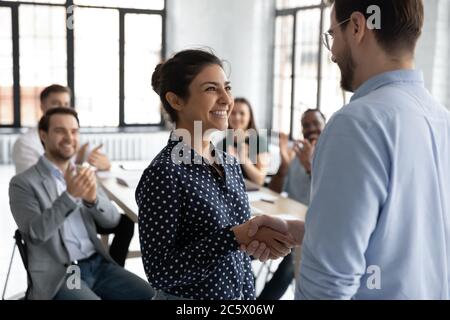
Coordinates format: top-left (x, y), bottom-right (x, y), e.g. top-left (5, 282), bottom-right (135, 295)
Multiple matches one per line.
top-left (41, 156), bottom-right (96, 261)
top-left (296, 70), bottom-right (450, 299)
top-left (283, 158), bottom-right (311, 206)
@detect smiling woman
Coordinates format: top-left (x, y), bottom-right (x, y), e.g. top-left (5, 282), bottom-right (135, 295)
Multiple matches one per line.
top-left (136, 49), bottom-right (295, 300)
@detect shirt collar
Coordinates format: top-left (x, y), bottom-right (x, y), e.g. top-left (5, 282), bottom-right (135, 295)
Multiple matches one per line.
top-left (40, 155), bottom-right (65, 181)
top-left (351, 69), bottom-right (424, 102)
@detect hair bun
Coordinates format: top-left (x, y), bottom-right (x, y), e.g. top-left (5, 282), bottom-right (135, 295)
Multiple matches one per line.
top-left (151, 63), bottom-right (164, 95)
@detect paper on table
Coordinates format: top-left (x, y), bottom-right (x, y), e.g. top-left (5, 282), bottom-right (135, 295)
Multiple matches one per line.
top-left (96, 170), bottom-right (113, 179)
top-left (247, 192), bottom-right (278, 203)
top-left (115, 170), bottom-right (143, 188)
top-left (119, 161), bottom-right (148, 171)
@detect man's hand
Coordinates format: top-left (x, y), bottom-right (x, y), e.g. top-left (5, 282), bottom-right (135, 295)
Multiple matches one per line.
top-left (82, 169), bottom-right (97, 204)
top-left (65, 165), bottom-right (97, 202)
top-left (294, 139), bottom-right (315, 174)
top-left (279, 133), bottom-right (296, 170)
top-left (75, 142), bottom-right (89, 165)
top-left (232, 219), bottom-right (296, 260)
top-left (87, 144), bottom-right (111, 171)
top-left (240, 215), bottom-right (305, 262)
top-left (253, 227), bottom-right (295, 259)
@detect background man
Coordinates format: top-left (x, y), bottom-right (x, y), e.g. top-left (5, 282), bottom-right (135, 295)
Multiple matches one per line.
top-left (9, 107), bottom-right (154, 299)
top-left (12, 84), bottom-right (133, 267)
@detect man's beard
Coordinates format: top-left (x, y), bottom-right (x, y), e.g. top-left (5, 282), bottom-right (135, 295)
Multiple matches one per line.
top-left (48, 146), bottom-right (74, 162)
top-left (338, 45), bottom-right (356, 92)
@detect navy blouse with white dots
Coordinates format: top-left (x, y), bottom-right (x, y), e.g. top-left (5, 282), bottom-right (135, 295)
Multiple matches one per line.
top-left (136, 133), bottom-right (255, 300)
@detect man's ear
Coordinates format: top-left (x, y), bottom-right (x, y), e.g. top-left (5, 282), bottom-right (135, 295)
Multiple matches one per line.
top-left (40, 103), bottom-right (47, 114)
top-left (165, 92), bottom-right (184, 112)
top-left (350, 11), bottom-right (366, 44)
top-left (39, 130), bottom-right (47, 147)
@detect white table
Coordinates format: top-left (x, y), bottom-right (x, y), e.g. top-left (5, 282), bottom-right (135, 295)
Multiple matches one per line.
top-left (98, 162), bottom-right (308, 279)
top-left (98, 164), bottom-right (308, 222)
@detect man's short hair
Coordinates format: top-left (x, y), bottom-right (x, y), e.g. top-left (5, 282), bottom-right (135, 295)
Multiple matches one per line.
top-left (328, 0), bottom-right (424, 54)
top-left (38, 107), bottom-right (80, 134)
top-left (302, 109), bottom-right (326, 122)
top-left (40, 84), bottom-right (72, 104)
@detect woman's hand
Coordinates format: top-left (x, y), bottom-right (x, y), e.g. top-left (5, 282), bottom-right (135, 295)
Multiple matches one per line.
top-left (239, 215), bottom-right (305, 262)
top-left (232, 219), bottom-right (296, 261)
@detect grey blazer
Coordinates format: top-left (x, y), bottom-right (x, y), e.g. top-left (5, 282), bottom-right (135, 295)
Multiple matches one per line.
top-left (9, 157), bottom-right (121, 300)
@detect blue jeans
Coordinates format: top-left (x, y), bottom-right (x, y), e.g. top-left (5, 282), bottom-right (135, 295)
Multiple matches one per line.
top-left (54, 253), bottom-right (155, 300)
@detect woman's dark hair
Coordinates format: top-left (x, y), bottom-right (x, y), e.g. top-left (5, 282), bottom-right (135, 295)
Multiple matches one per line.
top-left (232, 97), bottom-right (258, 131)
top-left (151, 49), bottom-right (223, 122)
top-left (328, 0), bottom-right (423, 54)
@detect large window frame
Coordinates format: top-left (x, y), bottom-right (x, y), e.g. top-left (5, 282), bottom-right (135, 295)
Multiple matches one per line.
top-left (271, 0), bottom-right (347, 139)
top-left (0, 0), bottom-right (166, 128)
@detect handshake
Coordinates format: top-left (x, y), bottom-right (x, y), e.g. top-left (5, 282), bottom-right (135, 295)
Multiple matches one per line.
top-left (232, 215), bottom-right (305, 262)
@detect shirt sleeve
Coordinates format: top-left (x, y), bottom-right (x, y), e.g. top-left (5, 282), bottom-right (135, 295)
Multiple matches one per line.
top-left (296, 112), bottom-right (390, 300)
top-left (9, 176), bottom-right (79, 244)
top-left (12, 135), bottom-right (42, 174)
top-left (136, 162), bottom-right (239, 290)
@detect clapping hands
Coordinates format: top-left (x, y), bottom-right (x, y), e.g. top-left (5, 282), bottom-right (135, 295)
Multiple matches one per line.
top-left (64, 164), bottom-right (97, 203)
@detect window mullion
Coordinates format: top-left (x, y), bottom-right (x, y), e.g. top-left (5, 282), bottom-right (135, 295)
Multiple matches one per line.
top-left (119, 10), bottom-right (125, 127)
top-left (12, 3), bottom-right (20, 127)
top-left (66, 0), bottom-right (75, 107)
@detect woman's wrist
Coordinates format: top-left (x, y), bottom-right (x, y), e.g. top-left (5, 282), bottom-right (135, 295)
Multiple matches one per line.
top-left (231, 223), bottom-right (251, 245)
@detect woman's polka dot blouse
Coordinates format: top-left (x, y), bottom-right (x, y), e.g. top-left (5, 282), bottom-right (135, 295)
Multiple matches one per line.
top-left (136, 134), bottom-right (255, 300)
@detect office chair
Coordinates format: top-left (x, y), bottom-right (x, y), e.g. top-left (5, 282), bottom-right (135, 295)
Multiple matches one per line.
top-left (2, 230), bottom-right (31, 300)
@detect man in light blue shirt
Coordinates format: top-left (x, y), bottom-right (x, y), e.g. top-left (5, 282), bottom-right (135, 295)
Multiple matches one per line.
top-left (244, 0), bottom-right (450, 299)
top-left (258, 109), bottom-right (326, 300)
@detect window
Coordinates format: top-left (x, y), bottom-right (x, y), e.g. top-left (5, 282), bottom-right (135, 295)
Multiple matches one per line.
top-left (272, 16), bottom-right (294, 134)
top-left (19, 5), bottom-right (67, 127)
top-left (8, 0), bottom-right (65, 3)
top-left (74, 7), bottom-right (119, 127)
top-left (0, 7), bottom-right (13, 126)
top-left (0, 0), bottom-right (165, 128)
top-left (74, 0), bottom-right (164, 10)
top-left (272, 0), bottom-right (348, 139)
top-left (276, 0), bottom-right (321, 10)
top-left (124, 14), bottom-right (162, 125)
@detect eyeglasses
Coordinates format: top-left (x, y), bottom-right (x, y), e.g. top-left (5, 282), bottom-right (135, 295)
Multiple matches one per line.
top-left (322, 18), bottom-right (351, 51)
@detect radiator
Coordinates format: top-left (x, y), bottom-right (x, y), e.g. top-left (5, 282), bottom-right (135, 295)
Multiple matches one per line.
top-left (0, 134), bottom-right (18, 165)
top-left (80, 132), bottom-right (170, 162)
top-left (0, 131), bottom-right (170, 165)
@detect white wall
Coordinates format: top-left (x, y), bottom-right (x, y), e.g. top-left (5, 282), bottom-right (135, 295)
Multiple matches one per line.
top-left (166, 0), bottom-right (275, 129)
top-left (415, 0), bottom-right (450, 109)
top-left (165, 0), bottom-right (449, 127)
